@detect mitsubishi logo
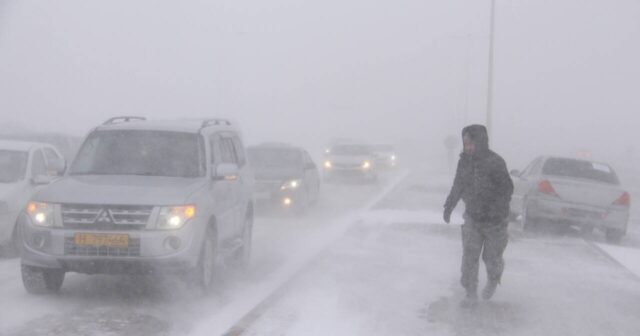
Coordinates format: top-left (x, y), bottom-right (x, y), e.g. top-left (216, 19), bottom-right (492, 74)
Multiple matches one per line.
top-left (95, 209), bottom-right (113, 224)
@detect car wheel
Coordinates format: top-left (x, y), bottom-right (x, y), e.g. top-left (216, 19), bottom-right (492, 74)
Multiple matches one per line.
top-left (293, 193), bottom-right (309, 215)
top-left (580, 225), bottom-right (594, 237)
top-left (229, 215), bottom-right (252, 269)
top-left (369, 174), bottom-right (379, 184)
top-left (605, 228), bottom-right (625, 244)
top-left (21, 264), bottom-right (65, 294)
top-left (310, 182), bottom-right (320, 205)
top-left (196, 226), bottom-right (218, 293)
top-left (521, 201), bottom-right (537, 232)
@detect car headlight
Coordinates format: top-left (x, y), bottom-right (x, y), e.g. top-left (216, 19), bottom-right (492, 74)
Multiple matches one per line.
top-left (281, 179), bottom-right (302, 190)
top-left (27, 201), bottom-right (55, 227)
top-left (362, 161), bottom-right (372, 169)
top-left (157, 205), bottom-right (196, 230)
top-left (391, 155), bottom-right (396, 161)
top-left (324, 161), bottom-right (332, 168)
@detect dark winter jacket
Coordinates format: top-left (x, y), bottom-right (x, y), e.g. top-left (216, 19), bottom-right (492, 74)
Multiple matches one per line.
top-left (444, 125), bottom-right (514, 224)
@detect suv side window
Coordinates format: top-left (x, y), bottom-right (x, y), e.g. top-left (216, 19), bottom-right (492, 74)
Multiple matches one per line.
top-left (220, 137), bottom-right (238, 164)
top-left (231, 136), bottom-right (246, 167)
top-left (31, 150), bottom-right (47, 177)
top-left (43, 148), bottom-right (61, 163)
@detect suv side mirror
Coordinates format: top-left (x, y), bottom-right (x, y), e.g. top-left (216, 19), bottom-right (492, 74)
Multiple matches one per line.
top-left (212, 163), bottom-right (240, 181)
top-left (32, 175), bottom-right (54, 185)
top-left (510, 169), bottom-right (520, 177)
top-left (48, 158), bottom-right (66, 176)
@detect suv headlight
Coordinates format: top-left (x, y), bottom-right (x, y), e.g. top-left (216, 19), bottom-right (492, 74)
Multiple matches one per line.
top-left (157, 205), bottom-right (196, 230)
top-left (362, 161), bottom-right (372, 169)
top-left (27, 201), bottom-right (55, 227)
top-left (280, 179), bottom-right (302, 190)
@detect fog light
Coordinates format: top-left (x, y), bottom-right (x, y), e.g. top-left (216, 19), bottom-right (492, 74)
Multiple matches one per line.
top-left (283, 198), bottom-right (292, 206)
top-left (164, 236), bottom-right (181, 250)
top-left (32, 233), bottom-right (47, 249)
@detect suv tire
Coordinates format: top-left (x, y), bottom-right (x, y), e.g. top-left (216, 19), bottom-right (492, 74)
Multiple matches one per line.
top-left (229, 215), bottom-right (252, 269)
top-left (196, 226), bottom-right (218, 293)
top-left (21, 264), bottom-right (65, 294)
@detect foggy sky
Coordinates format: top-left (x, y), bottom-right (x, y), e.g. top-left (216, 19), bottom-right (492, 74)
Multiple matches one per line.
top-left (1, 0), bottom-right (639, 172)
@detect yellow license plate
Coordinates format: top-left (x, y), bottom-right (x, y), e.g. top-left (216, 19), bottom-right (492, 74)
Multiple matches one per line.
top-left (74, 233), bottom-right (129, 248)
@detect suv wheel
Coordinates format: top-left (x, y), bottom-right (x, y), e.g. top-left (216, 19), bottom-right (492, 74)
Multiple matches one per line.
top-left (21, 264), bottom-right (65, 294)
top-left (229, 215), bottom-right (253, 269)
top-left (196, 226), bottom-right (218, 292)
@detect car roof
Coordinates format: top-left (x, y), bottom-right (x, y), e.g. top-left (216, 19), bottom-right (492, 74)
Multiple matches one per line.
top-left (0, 140), bottom-right (50, 152)
top-left (94, 119), bottom-right (238, 134)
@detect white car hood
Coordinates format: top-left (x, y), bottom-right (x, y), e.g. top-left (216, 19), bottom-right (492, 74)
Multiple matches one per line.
top-left (33, 175), bottom-right (206, 206)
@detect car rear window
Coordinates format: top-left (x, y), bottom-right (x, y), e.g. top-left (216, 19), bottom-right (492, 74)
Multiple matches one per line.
top-left (247, 148), bottom-right (302, 169)
top-left (542, 158), bottom-right (619, 185)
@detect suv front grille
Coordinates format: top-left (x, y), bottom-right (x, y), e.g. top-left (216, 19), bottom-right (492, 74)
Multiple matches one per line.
top-left (61, 204), bottom-right (153, 230)
top-left (334, 163), bottom-right (362, 169)
top-left (64, 237), bottom-right (141, 257)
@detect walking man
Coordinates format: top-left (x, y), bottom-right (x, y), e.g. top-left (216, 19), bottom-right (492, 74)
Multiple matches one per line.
top-left (443, 124), bottom-right (514, 306)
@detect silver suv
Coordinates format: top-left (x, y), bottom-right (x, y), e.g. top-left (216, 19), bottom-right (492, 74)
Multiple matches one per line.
top-left (18, 117), bottom-right (253, 294)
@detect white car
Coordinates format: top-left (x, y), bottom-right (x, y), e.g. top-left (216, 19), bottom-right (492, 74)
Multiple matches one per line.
top-left (510, 156), bottom-right (629, 242)
top-left (0, 141), bottom-right (65, 252)
top-left (323, 144), bottom-right (378, 183)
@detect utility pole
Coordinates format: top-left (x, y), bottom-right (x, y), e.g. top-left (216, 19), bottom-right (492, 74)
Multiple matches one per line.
top-left (486, 0), bottom-right (496, 143)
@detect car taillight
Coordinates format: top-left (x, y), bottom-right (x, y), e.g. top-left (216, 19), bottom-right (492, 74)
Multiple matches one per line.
top-left (613, 192), bottom-right (631, 207)
top-left (538, 180), bottom-right (558, 197)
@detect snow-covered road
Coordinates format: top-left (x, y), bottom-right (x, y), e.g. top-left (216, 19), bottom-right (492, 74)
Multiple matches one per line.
top-left (239, 172), bottom-right (640, 336)
top-left (0, 173), bottom-right (406, 336)
top-left (1, 170), bottom-right (639, 336)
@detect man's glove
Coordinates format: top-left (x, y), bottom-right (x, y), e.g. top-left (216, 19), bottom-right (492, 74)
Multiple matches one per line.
top-left (443, 206), bottom-right (453, 224)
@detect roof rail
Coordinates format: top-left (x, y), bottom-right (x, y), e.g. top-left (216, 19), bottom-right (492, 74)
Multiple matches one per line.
top-left (200, 119), bottom-right (232, 129)
top-left (102, 116), bottom-right (147, 125)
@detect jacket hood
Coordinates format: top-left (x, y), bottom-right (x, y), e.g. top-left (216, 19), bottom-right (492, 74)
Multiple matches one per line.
top-left (462, 124), bottom-right (490, 156)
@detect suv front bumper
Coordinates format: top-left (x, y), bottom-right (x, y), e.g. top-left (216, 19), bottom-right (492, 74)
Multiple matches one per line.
top-left (18, 213), bottom-right (204, 274)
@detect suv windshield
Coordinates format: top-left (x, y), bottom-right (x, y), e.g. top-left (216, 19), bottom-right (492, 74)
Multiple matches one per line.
top-left (248, 148), bottom-right (302, 170)
top-left (331, 145), bottom-right (372, 156)
top-left (0, 150), bottom-right (28, 183)
top-left (69, 130), bottom-right (205, 178)
top-left (542, 158), bottom-right (619, 185)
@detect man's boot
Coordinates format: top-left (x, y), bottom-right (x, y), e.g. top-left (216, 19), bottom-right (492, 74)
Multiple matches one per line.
top-left (482, 280), bottom-right (499, 300)
top-left (460, 289), bottom-right (478, 308)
